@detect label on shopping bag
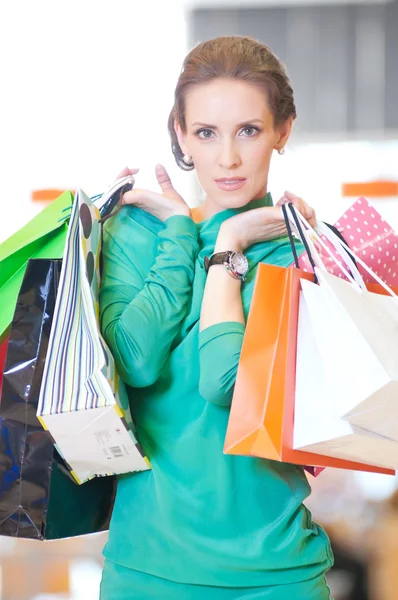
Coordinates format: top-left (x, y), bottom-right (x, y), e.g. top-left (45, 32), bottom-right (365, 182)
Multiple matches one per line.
top-left (41, 405), bottom-right (148, 483)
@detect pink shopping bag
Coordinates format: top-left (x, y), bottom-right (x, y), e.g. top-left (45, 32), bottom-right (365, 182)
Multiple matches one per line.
top-left (298, 197), bottom-right (398, 286)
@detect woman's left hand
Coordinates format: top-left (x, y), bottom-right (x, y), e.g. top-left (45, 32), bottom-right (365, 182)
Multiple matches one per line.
top-left (276, 190), bottom-right (316, 228)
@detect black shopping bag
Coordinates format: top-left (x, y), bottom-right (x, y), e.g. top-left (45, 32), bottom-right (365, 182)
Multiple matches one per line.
top-left (0, 258), bottom-right (115, 539)
top-left (0, 335), bottom-right (8, 397)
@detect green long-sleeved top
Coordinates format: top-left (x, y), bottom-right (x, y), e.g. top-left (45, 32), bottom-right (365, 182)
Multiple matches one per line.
top-left (99, 193), bottom-right (333, 588)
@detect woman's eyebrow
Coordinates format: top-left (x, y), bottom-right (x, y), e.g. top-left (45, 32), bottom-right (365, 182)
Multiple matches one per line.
top-left (191, 118), bottom-right (264, 129)
top-left (191, 122), bottom-right (216, 128)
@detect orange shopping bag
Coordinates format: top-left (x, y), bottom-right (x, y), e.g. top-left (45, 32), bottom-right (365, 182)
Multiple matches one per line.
top-left (224, 262), bottom-right (393, 475)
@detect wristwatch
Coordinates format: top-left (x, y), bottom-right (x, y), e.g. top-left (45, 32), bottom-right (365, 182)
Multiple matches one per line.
top-left (204, 251), bottom-right (249, 281)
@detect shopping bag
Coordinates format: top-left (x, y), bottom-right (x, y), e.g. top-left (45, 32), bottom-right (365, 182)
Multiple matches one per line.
top-left (298, 197), bottom-right (398, 286)
top-left (0, 336), bottom-right (8, 397)
top-left (223, 262), bottom-right (393, 475)
top-left (0, 258), bottom-right (115, 539)
top-left (0, 191), bottom-right (72, 340)
top-left (287, 203), bottom-right (398, 443)
top-left (300, 268), bottom-right (398, 442)
top-left (293, 283), bottom-right (398, 469)
top-left (334, 197), bottom-right (398, 286)
top-left (37, 189), bottom-right (150, 484)
top-left (286, 202), bottom-right (398, 447)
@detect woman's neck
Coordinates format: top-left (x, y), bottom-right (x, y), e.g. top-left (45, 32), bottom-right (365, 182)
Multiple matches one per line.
top-left (191, 204), bottom-right (211, 224)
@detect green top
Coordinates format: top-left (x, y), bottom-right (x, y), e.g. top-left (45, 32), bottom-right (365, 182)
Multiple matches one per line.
top-left (99, 193), bottom-right (333, 588)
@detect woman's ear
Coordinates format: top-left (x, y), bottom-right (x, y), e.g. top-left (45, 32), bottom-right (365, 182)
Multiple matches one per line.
top-left (174, 120), bottom-right (189, 156)
top-left (274, 116), bottom-right (294, 152)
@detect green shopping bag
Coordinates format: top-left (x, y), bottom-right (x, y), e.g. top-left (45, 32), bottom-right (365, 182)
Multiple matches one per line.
top-left (0, 191), bottom-right (73, 341)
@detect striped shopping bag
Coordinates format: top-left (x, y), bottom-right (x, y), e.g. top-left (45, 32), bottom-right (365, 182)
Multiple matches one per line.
top-left (37, 189), bottom-right (150, 484)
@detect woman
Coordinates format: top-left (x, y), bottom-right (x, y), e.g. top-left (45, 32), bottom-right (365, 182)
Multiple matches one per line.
top-left (99, 36), bottom-right (333, 599)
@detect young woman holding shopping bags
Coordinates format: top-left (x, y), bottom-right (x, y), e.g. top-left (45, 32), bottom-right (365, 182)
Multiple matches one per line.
top-left (99, 35), bottom-right (332, 600)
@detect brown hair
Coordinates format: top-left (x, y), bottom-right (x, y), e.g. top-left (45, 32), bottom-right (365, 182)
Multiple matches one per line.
top-left (168, 36), bottom-right (297, 171)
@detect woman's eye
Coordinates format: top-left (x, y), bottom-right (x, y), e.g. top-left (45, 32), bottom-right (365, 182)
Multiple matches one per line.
top-left (196, 129), bottom-right (214, 139)
top-left (240, 126), bottom-right (259, 137)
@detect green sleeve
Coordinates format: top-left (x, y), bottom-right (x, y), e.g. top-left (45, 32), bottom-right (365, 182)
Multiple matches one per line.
top-left (198, 321), bottom-right (245, 407)
top-left (100, 215), bottom-right (199, 388)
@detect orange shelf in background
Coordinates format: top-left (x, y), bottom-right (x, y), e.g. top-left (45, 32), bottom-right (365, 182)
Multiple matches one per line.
top-left (342, 181), bottom-right (398, 197)
top-left (31, 188), bottom-right (74, 202)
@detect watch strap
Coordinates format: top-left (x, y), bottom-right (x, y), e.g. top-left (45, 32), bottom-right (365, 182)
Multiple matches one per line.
top-left (204, 251), bottom-right (232, 273)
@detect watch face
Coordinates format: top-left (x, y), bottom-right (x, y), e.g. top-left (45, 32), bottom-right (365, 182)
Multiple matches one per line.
top-left (230, 252), bottom-right (249, 275)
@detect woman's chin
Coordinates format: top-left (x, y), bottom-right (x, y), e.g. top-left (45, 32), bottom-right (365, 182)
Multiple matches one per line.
top-left (211, 186), bottom-right (252, 208)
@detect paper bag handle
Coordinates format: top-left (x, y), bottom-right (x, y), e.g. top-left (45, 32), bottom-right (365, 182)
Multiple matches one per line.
top-left (287, 205), bottom-right (398, 297)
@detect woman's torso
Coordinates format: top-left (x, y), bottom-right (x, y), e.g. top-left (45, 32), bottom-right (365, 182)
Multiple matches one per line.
top-left (99, 197), bottom-right (333, 588)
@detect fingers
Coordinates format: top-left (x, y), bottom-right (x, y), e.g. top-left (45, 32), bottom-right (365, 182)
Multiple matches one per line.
top-left (116, 166), bottom-right (140, 179)
top-left (120, 188), bottom-right (134, 205)
top-left (276, 190), bottom-right (299, 207)
top-left (306, 207), bottom-right (316, 228)
top-left (282, 190), bottom-right (298, 202)
top-left (155, 163), bottom-right (174, 193)
top-left (281, 190), bottom-right (316, 228)
top-left (121, 188), bottom-right (149, 205)
top-left (279, 190), bottom-right (303, 208)
top-left (118, 164), bottom-right (175, 197)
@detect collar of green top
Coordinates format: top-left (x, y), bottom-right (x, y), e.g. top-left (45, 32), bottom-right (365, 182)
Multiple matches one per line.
top-left (197, 192), bottom-right (277, 264)
top-left (198, 192), bottom-right (273, 229)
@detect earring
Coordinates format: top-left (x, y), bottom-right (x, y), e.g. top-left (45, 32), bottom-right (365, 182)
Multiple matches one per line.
top-left (278, 148), bottom-right (286, 155)
top-left (183, 154), bottom-right (194, 165)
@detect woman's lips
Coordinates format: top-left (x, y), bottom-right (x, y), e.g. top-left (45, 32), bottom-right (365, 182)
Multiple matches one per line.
top-left (215, 178), bottom-right (246, 191)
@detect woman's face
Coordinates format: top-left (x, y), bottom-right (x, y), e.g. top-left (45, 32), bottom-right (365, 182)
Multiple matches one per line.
top-left (175, 78), bottom-right (292, 212)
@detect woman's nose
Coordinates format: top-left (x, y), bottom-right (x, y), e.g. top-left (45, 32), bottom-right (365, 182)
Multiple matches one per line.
top-left (218, 140), bottom-right (242, 170)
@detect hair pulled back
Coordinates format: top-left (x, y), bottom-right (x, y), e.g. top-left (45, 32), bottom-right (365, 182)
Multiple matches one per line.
top-left (168, 36), bottom-right (297, 171)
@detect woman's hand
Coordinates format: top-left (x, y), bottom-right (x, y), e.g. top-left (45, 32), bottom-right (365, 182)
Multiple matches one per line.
top-left (117, 164), bottom-right (191, 222)
top-left (116, 167), bottom-right (140, 179)
top-left (276, 190), bottom-right (316, 228)
top-left (216, 191), bottom-right (316, 252)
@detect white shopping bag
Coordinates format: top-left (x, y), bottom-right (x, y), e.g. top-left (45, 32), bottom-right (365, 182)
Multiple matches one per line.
top-left (300, 269), bottom-right (398, 441)
top-left (293, 289), bottom-right (398, 469)
top-left (285, 204), bottom-right (398, 443)
top-left (37, 186), bottom-right (150, 483)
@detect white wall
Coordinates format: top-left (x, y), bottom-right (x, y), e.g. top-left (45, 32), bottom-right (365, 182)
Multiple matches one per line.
top-left (2, 1), bottom-right (397, 242)
top-left (269, 136), bottom-right (398, 227)
top-left (0, 0), bottom-right (193, 242)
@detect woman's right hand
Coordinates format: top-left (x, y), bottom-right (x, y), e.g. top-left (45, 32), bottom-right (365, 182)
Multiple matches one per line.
top-left (116, 164), bottom-right (191, 222)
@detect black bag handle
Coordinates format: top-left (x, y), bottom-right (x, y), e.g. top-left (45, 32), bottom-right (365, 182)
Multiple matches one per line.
top-left (282, 203), bottom-right (300, 268)
top-left (281, 202), bottom-right (318, 284)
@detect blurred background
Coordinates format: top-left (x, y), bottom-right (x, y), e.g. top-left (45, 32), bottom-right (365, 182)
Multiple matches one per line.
top-left (1, 0), bottom-right (398, 598)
